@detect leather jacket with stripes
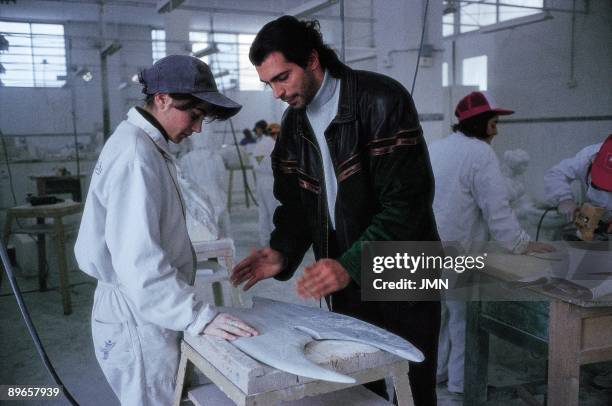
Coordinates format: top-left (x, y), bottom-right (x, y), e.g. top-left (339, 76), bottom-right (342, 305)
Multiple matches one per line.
top-left (270, 64), bottom-right (439, 284)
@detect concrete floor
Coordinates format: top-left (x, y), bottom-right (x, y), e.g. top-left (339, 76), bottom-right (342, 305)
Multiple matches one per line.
top-left (2, 202), bottom-right (612, 405)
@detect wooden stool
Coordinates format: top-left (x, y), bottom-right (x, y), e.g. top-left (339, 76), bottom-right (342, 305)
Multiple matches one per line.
top-left (192, 238), bottom-right (241, 307)
top-left (2, 200), bottom-right (83, 315)
top-left (173, 334), bottom-right (414, 406)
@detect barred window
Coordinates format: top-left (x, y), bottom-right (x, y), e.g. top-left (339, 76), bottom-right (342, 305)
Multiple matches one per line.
top-left (149, 29), bottom-right (261, 91)
top-left (151, 29), bottom-right (166, 63)
top-left (443, 0), bottom-right (544, 36)
top-left (0, 21), bottom-right (67, 87)
top-left (462, 55), bottom-right (488, 91)
top-left (238, 33), bottom-right (264, 91)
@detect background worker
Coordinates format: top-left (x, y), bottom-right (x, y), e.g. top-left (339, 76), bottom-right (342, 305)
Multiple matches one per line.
top-left (239, 128), bottom-right (257, 146)
top-left (74, 55), bottom-right (257, 405)
top-left (429, 91), bottom-right (554, 395)
top-left (231, 16), bottom-right (440, 405)
top-left (544, 134), bottom-right (612, 226)
top-left (253, 119), bottom-right (268, 141)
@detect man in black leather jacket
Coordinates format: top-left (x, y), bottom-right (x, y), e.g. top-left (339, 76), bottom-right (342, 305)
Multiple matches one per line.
top-left (231, 16), bottom-right (440, 405)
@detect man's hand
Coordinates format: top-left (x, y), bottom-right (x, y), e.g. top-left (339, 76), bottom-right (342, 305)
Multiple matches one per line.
top-left (296, 259), bottom-right (351, 300)
top-left (558, 199), bottom-right (579, 223)
top-left (230, 248), bottom-right (284, 291)
top-left (525, 241), bottom-right (556, 254)
top-left (202, 313), bottom-right (259, 341)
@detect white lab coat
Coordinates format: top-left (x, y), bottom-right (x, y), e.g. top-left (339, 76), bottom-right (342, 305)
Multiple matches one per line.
top-left (252, 136), bottom-right (279, 246)
top-left (544, 142), bottom-right (611, 212)
top-left (428, 132), bottom-right (531, 393)
top-left (75, 108), bottom-right (217, 405)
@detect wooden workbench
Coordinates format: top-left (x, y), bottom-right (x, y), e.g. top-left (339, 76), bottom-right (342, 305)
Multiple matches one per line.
top-left (464, 252), bottom-right (612, 405)
top-left (2, 200), bottom-right (83, 315)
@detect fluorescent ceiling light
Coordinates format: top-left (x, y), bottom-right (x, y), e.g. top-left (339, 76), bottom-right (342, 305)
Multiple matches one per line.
top-left (100, 41), bottom-right (122, 57)
top-left (192, 43), bottom-right (219, 58)
top-left (287, 0), bottom-right (338, 17)
top-left (157, 0), bottom-right (186, 14)
top-left (75, 66), bottom-right (93, 82)
top-left (214, 69), bottom-right (229, 78)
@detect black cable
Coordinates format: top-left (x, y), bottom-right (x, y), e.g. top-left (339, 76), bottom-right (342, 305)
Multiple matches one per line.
top-left (0, 280), bottom-right (95, 297)
top-left (411, 0), bottom-right (430, 95)
top-left (535, 207), bottom-right (554, 241)
top-left (0, 240), bottom-right (80, 405)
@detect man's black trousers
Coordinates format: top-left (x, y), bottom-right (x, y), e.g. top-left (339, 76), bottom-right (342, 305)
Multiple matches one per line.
top-left (330, 282), bottom-right (441, 406)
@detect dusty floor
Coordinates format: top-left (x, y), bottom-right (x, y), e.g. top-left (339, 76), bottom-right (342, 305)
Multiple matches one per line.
top-left (1, 200), bottom-right (611, 405)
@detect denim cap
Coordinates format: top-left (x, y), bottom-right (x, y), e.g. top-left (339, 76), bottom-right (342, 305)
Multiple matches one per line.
top-left (140, 55), bottom-right (242, 117)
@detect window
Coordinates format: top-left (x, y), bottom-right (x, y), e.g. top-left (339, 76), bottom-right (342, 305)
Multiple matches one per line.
top-left (442, 12), bottom-right (455, 37)
top-left (151, 29), bottom-right (166, 63)
top-left (190, 31), bottom-right (238, 90)
top-left (149, 30), bottom-right (261, 91)
top-left (462, 55), bottom-right (487, 91)
top-left (442, 62), bottom-right (449, 87)
top-left (499, 0), bottom-right (544, 22)
top-left (209, 32), bottom-right (238, 91)
top-left (239, 34), bottom-right (263, 91)
top-left (0, 21), bottom-right (67, 87)
top-left (442, 0), bottom-right (544, 35)
top-left (460, 1), bottom-right (496, 33)
top-left (189, 31), bottom-right (262, 91)
top-left (189, 30), bottom-right (209, 64)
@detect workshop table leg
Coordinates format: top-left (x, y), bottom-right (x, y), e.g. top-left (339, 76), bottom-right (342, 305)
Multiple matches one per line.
top-left (392, 369), bottom-right (415, 406)
top-left (464, 300), bottom-right (489, 405)
top-left (36, 217), bottom-right (48, 291)
top-left (53, 217), bottom-right (72, 315)
top-left (173, 341), bottom-right (194, 406)
top-left (547, 301), bottom-right (581, 406)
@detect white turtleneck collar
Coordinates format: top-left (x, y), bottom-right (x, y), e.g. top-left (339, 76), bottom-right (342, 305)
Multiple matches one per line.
top-left (307, 69), bottom-right (339, 114)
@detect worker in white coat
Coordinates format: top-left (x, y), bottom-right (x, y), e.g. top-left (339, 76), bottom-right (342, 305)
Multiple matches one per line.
top-left (253, 122), bottom-right (280, 246)
top-left (544, 134), bottom-right (612, 223)
top-left (74, 55), bottom-right (258, 406)
top-left (429, 91), bottom-right (553, 394)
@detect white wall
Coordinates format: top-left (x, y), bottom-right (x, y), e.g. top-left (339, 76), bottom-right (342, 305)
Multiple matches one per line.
top-left (441, 1), bottom-right (612, 202)
top-left (2, 0), bottom-right (610, 209)
top-left (373, 0), bottom-right (445, 143)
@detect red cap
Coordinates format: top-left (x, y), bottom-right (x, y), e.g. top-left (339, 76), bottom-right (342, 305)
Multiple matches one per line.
top-left (591, 135), bottom-right (612, 192)
top-left (455, 91), bottom-right (514, 122)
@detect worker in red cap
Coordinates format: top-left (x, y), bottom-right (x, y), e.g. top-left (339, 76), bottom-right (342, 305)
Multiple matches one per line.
top-left (428, 91), bottom-right (554, 395)
top-left (544, 135), bottom-right (612, 231)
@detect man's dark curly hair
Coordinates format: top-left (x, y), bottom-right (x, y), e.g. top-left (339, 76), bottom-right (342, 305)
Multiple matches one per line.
top-left (249, 15), bottom-right (343, 77)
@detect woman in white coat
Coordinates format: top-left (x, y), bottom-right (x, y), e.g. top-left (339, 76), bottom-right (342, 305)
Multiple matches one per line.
top-left (429, 91), bottom-right (553, 394)
top-left (74, 55), bottom-right (258, 406)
